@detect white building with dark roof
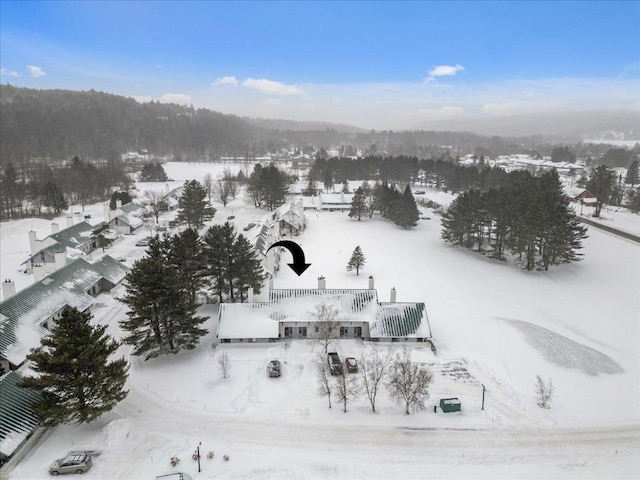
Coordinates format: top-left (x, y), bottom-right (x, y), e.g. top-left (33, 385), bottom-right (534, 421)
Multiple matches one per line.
top-left (0, 256), bottom-right (129, 372)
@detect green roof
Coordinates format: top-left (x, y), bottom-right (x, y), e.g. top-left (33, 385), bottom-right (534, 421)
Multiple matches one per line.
top-left (0, 371), bottom-right (40, 458)
top-left (0, 256), bottom-right (128, 366)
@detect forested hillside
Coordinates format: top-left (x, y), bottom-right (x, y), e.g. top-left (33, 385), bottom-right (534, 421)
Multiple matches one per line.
top-left (0, 85), bottom-right (264, 164)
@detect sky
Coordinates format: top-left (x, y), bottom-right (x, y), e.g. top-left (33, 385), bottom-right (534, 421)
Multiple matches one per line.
top-left (1, 1), bottom-right (639, 130)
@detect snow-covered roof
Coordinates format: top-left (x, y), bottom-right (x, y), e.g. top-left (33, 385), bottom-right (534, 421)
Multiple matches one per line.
top-left (0, 371), bottom-right (40, 459)
top-left (217, 289), bottom-right (431, 340)
top-left (25, 221), bottom-right (96, 263)
top-left (0, 256), bottom-right (129, 366)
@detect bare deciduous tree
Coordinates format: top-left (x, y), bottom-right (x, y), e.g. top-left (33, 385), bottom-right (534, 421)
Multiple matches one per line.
top-left (309, 303), bottom-right (340, 353)
top-left (213, 178), bottom-right (233, 207)
top-left (535, 375), bottom-right (554, 408)
top-left (334, 370), bottom-right (360, 413)
top-left (317, 356), bottom-right (332, 408)
top-left (203, 173), bottom-right (213, 203)
top-left (359, 345), bottom-right (393, 413)
top-left (223, 169), bottom-right (238, 199)
top-left (142, 189), bottom-right (166, 224)
top-left (218, 351), bottom-right (231, 379)
top-left (386, 347), bottom-right (432, 415)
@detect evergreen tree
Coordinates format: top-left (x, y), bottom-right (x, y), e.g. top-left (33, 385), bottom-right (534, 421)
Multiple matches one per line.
top-left (346, 246), bottom-right (366, 275)
top-left (167, 229), bottom-right (208, 307)
top-left (232, 232), bottom-right (264, 302)
top-left (119, 257), bottom-right (207, 359)
top-left (625, 160), bottom-right (639, 186)
top-left (392, 185), bottom-right (420, 229)
top-left (348, 186), bottom-right (367, 221)
top-left (140, 163), bottom-right (168, 182)
top-left (586, 165), bottom-right (615, 217)
top-left (177, 179), bottom-right (216, 228)
top-left (109, 191), bottom-right (132, 210)
top-left (324, 168), bottom-right (333, 192)
top-left (246, 163), bottom-right (290, 211)
top-left (44, 180), bottom-right (68, 215)
top-left (21, 308), bottom-right (129, 426)
top-left (261, 163), bottom-right (291, 211)
top-left (203, 222), bottom-right (263, 302)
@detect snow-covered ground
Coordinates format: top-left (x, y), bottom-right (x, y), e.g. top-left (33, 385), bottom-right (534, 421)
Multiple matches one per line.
top-left (2, 162), bottom-right (639, 479)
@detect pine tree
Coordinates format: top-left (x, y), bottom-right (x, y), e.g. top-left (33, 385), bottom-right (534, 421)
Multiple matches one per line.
top-left (168, 228), bottom-right (208, 307)
top-left (586, 165), bottom-right (615, 217)
top-left (392, 185), bottom-right (420, 229)
top-left (232, 233), bottom-right (264, 302)
top-left (346, 246), bottom-right (366, 275)
top-left (20, 308), bottom-right (129, 426)
top-left (177, 179), bottom-right (216, 228)
top-left (625, 160), bottom-right (639, 186)
top-left (203, 222), bottom-right (263, 302)
top-left (348, 186), bottom-right (367, 221)
top-left (119, 257), bottom-right (207, 359)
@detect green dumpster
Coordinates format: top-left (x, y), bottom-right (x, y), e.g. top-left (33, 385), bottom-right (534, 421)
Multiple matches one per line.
top-left (439, 397), bottom-right (461, 413)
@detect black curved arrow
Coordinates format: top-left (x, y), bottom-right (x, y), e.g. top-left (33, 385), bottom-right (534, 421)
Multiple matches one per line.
top-left (267, 240), bottom-right (311, 276)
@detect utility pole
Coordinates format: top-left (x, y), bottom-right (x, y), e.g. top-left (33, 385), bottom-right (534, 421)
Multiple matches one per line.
top-left (482, 384), bottom-right (486, 410)
top-left (197, 442), bottom-right (201, 472)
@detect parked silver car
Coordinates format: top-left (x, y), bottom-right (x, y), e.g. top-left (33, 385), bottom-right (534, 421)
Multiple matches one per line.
top-left (48, 453), bottom-right (92, 475)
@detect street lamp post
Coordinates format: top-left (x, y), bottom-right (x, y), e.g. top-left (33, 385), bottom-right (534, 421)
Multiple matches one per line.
top-left (197, 442), bottom-right (201, 472)
top-left (481, 384), bottom-right (486, 410)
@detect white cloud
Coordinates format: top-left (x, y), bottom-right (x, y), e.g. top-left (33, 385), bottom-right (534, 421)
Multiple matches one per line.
top-left (0, 67), bottom-right (21, 77)
top-left (159, 93), bottom-right (192, 105)
top-left (242, 78), bottom-right (304, 96)
top-left (212, 76), bottom-right (239, 87)
top-left (26, 65), bottom-right (46, 78)
top-left (263, 98), bottom-right (282, 106)
top-left (425, 64), bottom-right (464, 83)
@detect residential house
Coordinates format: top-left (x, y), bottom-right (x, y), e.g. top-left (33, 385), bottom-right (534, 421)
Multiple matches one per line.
top-left (0, 256), bottom-right (129, 372)
top-left (0, 371), bottom-right (40, 467)
top-left (22, 220), bottom-right (100, 279)
top-left (103, 201), bottom-right (145, 234)
top-left (216, 277), bottom-right (432, 344)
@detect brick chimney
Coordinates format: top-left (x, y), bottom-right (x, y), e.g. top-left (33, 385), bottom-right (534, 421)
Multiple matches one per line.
top-left (51, 222), bottom-right (59, 234)
top-left (368, 275), bottom-right (374, 290)
top-left (390, 287), bottom-right (397, 303)
top-left (318, 276), bottom-right (326, 290)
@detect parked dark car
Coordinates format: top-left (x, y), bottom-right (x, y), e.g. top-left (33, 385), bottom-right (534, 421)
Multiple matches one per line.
top-left (327, 352), bottom-right (343, 375)
top-left (268, 360), bottom-right (281, 377)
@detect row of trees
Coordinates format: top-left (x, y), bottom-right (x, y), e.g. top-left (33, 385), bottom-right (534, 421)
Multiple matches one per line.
top-left (349, 182), bottom-right (420, 229)
top-left (441, 170), bottom-right (588, 271)
top-left (120, 223), bottom-right (263, 360)
top-left (0, 157), bottom-right (128, 219)
top-left (317, 346), bottom-right (433, 415)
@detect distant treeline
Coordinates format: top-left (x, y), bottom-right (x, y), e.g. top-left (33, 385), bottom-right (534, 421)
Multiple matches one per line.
top-left (2, 85), bottom-right (636, 169)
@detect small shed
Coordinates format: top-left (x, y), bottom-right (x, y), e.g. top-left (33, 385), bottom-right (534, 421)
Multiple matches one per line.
top-left (439, 397), bottom-right (461, 413)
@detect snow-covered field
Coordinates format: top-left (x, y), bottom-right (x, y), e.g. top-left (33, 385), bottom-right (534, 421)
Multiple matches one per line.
top-left (2, 162), bottom-right (639, 479)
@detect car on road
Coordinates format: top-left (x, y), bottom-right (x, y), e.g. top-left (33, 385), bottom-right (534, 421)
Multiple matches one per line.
top-left (48, 453), bottom-right (92, 475)
top-left (135, 236), bottom-right (153, 246)
top-left (268, 360), bottom-right (281, 377)
top-left (345, 357), bottom-right (358, 373)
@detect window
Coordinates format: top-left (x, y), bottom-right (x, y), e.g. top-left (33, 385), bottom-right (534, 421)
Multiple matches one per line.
top-left (314, 326), bottom-right (319, 333)
top-left (300, 327), bottom-right (307, 338)
top-left (284, 327), bottom-right (291, 338)
top-left (355, 326), bottom-right (362, 337)
top-left (340, 327), bottom-right (348, 337)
